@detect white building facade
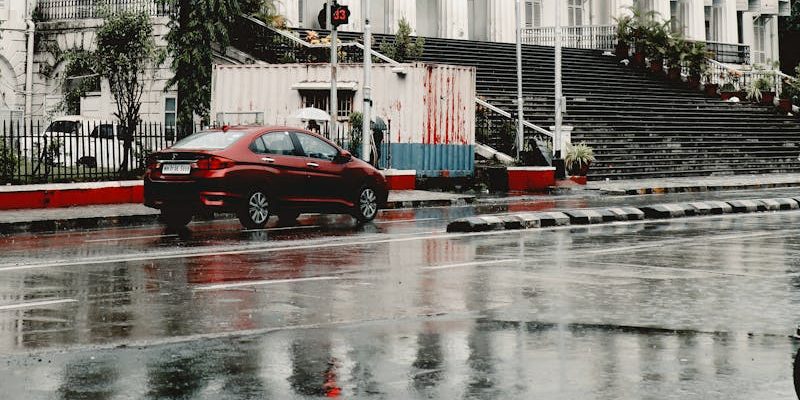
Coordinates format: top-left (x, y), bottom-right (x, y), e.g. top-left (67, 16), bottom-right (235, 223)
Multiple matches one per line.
top-left (282, 0), bottom-right (790, 65)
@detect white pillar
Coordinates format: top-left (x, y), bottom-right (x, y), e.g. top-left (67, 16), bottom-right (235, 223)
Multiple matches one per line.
top-left (685, 0), bottom-right (706, 41)
top-left (488, 0), bottom-right (515, 42)
top-left (720, 0), bottom-right (738, 44)
top-left (390, 0), bottom-right (417, 32)
top-left (652, 0), bottom-right (671, 21)
top-left (439, 0), bottom-right (469, 39)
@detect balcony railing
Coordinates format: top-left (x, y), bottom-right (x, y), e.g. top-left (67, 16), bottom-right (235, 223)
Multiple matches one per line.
top-left (36, 0), bottom-right (171, 21)
top-left (704, 41), bottom-right (750, 65)
top-left (522, 25), bottom-right (751, 65)
top-left (521, 25), bottom-right (617, 50)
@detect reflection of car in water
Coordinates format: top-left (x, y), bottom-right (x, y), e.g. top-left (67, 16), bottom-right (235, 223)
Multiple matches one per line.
top-left (21, 116), bottom-right (171, 169)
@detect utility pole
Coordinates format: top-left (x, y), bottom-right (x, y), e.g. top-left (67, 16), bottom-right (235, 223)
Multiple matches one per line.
top-left (362, 0), bottom-right (372, 163)
top-left (327, 0), bottom-right (338, 139)
top-left (515, 0), bottom-right (524, 161)
top-left (553, 0), bottom-right (565, 178)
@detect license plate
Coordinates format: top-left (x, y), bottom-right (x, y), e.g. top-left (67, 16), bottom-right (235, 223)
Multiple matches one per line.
top-left (161, 163), bottom-right (192, 175)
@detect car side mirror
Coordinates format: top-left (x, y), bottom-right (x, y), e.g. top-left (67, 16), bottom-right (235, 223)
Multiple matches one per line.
top-left (335, 150), bottom-right (353, 163)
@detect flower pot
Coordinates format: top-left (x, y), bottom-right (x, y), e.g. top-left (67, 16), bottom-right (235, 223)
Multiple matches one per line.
top-left (704, 83), bottom-right (719, 98)
top-left (567, 163), bottom-right (591, 177)
top-left (687, 75), bottom-right (701, 90)
top-left (649, 59), bottom-right (664, 75)
top-left (778, 98), bottom-right (793, 113)
top-left (632, 51), bottom-right (645, 67)
top-left (720, 91), bottom-right (737, 101)
top-left (667, 66), bottom-right (682, 81)
top-left (760, 92), bottom-right (776, 105)
top-left (615, 42), bottom-right (630, 59)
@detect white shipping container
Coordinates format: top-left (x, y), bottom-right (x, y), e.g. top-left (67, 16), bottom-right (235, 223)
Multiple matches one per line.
top-left (211, 63), bottom-right (476, 177)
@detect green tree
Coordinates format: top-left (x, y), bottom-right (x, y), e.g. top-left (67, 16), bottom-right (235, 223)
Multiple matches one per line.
top-left (161, 0), bottom-right (278, 138)
top-left (785, 0), bottom-right (800, 30)
top-left (379, 18), bottom-right (425, 63)
top-left (61, 50), bottom-right (100, 115)
top-left (95, 11), bottom-right (158, 173)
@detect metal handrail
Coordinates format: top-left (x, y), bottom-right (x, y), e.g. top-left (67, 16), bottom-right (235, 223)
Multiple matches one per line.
top-left (241, 15), bottom-right (401, 65)
top-left (475, 98), bottom-right (553, 138)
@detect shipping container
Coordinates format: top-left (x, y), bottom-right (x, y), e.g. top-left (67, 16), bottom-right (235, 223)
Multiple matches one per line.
top-left (211, 63), bottom-right (476, 177)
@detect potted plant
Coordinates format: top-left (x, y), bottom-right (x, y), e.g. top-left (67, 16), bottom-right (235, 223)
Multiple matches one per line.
top-left (778, 87), bottom-right (794, 113)
top-left (684, 42), bottom-right (709, 90)
top-left (643, 21), bottom-right (670, 75)
top-left (747, 77), bottom-right (774, 105)
top-left (665, 35), bottom-right (687, 81)
top-left (614, 14), bottom-right (634, 59)
top-left (702, 72), bottom-right (719, 97)
top-left (719, 69), bottom-right (744, 100)
top-left (564, 142), bottom-right (596, 177)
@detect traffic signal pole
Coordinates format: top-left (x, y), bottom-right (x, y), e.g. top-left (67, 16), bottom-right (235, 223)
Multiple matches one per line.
top-left (327, 0), bottom-right (338, 139)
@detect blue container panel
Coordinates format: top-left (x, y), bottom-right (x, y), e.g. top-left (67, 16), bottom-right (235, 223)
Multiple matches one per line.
top-left (379, 143), bottom-right (474, 177)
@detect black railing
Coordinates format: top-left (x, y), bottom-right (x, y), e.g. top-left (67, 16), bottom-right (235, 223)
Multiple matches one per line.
top-left (0, 121), bottom-right (189, 184)
top-left (36, 0), bottom-right (171, 21)
top-left (703, 41), bottom-right (750, 65)
top-left (230, 15), bottom-right (370, 64)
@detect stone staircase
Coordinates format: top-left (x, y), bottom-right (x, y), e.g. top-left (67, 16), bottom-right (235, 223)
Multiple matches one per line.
top-left (232, 17), bottom-right (800, 181)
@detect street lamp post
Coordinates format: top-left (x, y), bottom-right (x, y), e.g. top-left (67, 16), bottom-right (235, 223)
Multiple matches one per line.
top-left (553, 0), bottom-right (565, 178)
top-left (362, 0), bottom-right (372, 163)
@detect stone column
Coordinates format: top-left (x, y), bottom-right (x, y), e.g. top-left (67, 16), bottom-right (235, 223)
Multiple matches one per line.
top-left (719, 0), bottom-right (739, 44)
top-left (685, 0), bottom-right (706, 41)
top-left (439, 0), bottom-right (469, 39)
top-left (390, 0), bottom-right (417, 33)
top-left (652, 0), bottom-right (671, 21)
top-left (609, 0), bottom-right (634, 20)
top-left (487, 0), bottom-right (515, 43)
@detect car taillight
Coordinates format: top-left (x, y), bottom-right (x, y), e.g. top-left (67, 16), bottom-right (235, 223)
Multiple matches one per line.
top-left (194, 156), bottom-right (235, 170)
top-left (146, 155), bottom-right (160, 170)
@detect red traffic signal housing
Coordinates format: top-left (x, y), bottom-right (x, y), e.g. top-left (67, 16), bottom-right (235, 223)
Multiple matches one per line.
top-left (331, 4), bottom-right (350, 27)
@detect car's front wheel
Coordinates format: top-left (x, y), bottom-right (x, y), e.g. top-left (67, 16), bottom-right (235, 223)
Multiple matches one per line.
top-left (238, 190), bottom-right (271, 229)
top-left (352, 185), bottom-right (379, 223)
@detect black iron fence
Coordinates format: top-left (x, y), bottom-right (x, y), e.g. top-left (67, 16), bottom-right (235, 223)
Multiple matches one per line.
top-left (0, 121), bottom-right (187, 185)
top-left (705, 41), bottom-right (750, 65)
top-left (36, 0), bottom-right (171, 20)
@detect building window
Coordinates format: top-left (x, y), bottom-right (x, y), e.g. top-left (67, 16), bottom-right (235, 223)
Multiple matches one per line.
top-left (753, 16), bottom-right (768, 65)
top-left (704, 3), bottom-right (724, 42)
top-left (568, 0), bottom-right (586, 26)
top-left (165, 97), bottom-right (176, 138)
top-left (525, 0), bottom-right (542, 28)
top-left (300, 90), bottom-right (354, 119)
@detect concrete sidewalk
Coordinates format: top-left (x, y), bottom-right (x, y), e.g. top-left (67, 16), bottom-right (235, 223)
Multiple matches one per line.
top-left (0, 190), bottom-right (475, 234)
top-left (586, 173), bottom-right (800, 195)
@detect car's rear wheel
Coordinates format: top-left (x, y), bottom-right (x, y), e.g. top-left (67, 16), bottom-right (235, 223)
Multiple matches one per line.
top-left (238, 190), bottom-right (271, 229)
top-left (161, 206), bottom-right (193, 229)
top-left (352, 185), bottom-right (379, 223)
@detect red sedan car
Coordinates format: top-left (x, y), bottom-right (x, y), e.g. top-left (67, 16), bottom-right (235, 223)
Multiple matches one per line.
top-left (144, 126), bottom-right (389, 229)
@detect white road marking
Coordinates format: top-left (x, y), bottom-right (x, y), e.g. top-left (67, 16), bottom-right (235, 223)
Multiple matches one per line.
top-left (85, 234), bottom-right (179, 243)
top-left (0, 298), bottom-right (77, 311)
top-left (422, 259), bottom-right (520, 270)
top-left (374, 218), bottom-right (439, 225)
top-left (194, 276), bottom-right (340, 291)
top-left (241, 225), bottom-right (321, 233)
top-left (3, 212), bottom-right (798, 273)
top-left (579, 231), bottom-right (779, 255)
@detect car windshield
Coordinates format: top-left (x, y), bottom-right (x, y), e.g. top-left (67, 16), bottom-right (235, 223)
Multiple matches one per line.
top-left (45, 121), bottom-right (80, 135)
top-left (171, 130), bottom-right (247, 150)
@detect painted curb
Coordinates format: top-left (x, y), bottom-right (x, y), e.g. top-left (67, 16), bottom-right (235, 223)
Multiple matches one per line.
top-left (446, 198), bottom-right (800, 233)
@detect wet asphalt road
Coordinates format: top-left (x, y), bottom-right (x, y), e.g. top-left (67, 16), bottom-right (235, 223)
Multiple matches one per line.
top-left (2, 188), bottom-right (800, 399)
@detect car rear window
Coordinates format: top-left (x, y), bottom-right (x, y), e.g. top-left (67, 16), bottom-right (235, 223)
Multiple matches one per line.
top-left (171, 130), bottom-right (247, 150)
top-left (46, 121), bottom-right (79, 135)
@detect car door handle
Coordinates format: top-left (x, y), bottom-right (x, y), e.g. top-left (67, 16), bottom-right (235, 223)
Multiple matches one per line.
top-left (262, 157), bottom-right (275, 163)
top-left (306, 162), bottom-right (319, 168)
